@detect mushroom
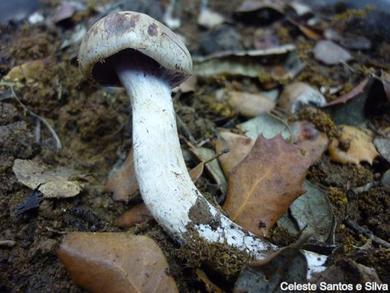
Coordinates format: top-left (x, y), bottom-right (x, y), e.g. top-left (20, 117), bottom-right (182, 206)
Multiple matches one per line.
top-left (79, 11), bottom-right (327, 276)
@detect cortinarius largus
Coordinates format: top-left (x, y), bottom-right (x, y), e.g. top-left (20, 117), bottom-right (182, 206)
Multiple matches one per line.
top-left (79, 11), bottom-right (327, 276)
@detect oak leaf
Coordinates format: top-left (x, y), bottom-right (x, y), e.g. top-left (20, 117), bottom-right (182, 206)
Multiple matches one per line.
top-left (214, 131), bottom-right (255, 175)
top-left (58, 232), bottom-right (178, 293)
top-left (224, 135), bottom-right (313, 237)
top-left (328, 125), bottom-right (378, 165)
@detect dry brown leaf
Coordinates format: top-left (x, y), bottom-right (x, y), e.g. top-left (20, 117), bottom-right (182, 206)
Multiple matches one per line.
top-left (214, 131), bottom-right (255, 175)
top-left (291, 121), bottom-right (329, 165)
top-left (105, 149), bottom-right (138, 202)
top-left (228, 91), bottom-right (275, 117)
top-left (173, 76), bottom-right (197, 93)
top-left (190, 162), bottom-right (205, 182)
top-left (329, 125), bottom-right (379, 165)
top-left (115, 204), bottom-right (153, 228)
top-left (106, 149), bottom-right (204, 203)
top-left (195, 269), bottom-right (222, 293)
top-left (224, 135), bottom-right (312, 237)
top-left (326, 78), bottom-right (370, 106)
top-left (12, 159), bottom-right (82, 198)
top-left (313, 40), bottom-right (352, 65)
top-left (58, 232), bottom-right (178, 293)
top-left (4, 59), bottom-right (49, 81)
top-left (278, 82), bottom-right (326, 113)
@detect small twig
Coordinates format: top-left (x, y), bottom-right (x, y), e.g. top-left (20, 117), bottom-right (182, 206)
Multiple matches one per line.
top-left (176, 114), bottom-right (197, 145)
top-left (10, 86), bottom-right (62, 150)
top-left (344, 219), bottom-right (390, 248)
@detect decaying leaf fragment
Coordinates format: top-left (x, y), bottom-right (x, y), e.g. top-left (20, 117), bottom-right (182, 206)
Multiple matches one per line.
top-left (224, 135), bottom-right (313, 237)
top-left (214, 131), bottom-right (255, 175)
top-left (227, 91), bottom-right (275, 117)
top-left (313, 40), bottom-right (352, 65)
top-left (4, 59), bottom-right (49, 82)
top-left (105, 149), bottom-right (138, 202)
top-left (58, 232), bottom-right (178, 293)
top-left (106, 149), bottom-right (204, 203)
top-left (115, 203), bottom-right (153, 228)
top-left (190, 146), bottom-right (227, 193)
top-left (329, 125), bottom-right (378, 165)
top-left (12, 159), bottom-right (82, 198)
top-left (278, 82), bottom-right (326, 113)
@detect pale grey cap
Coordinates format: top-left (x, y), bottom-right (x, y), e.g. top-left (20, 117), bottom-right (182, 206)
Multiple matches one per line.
top-left (78, 11), bottom-right (192, 86)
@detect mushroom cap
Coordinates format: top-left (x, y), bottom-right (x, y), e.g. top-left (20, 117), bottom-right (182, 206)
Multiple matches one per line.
top-left (78, 11), bottom-right (192, 87)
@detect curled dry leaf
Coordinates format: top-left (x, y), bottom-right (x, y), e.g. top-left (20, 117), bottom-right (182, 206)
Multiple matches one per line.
top-left (374, 137), bottom-right (390, 163)
top-left (214, 131), bottom-right (255, 175)
top-left (12, 159), bottom-right (82, 198)
top-left (238, 113), bottom-right (290, 140)
top-left (105, 149), bottom-right (138, 202)
top-left (195, 269), bottom-right (222, 293)
top-left (227, 91), bottom-right (275, 117)
top-left (381, 70), bottom-right (390, 102)
top-left (325, 78), bottom-right (370, 106)
top-left (329, 125), bottom-right (379, 165)
top-left (58, 232), bottom-right (178, 293)
top-left (197, 7), bottom-right (224, 29)
top-left (190, 146), bottom-right (227, 193)
top-left (313, 40), bottom-right (352, 65)
top-left (4, 59), bottom-right (49, 82)
top-left (235, 0), bottom-right (284, 14)
top-left (291, 121), bottom-right (329, 164)
top-left (115, 203), bottom-right (153, 228)
top-left (172, 76), bottom-right (197, 93)
top-left (278, 82), bottom-right (326, 113)
top-left (106, 149), bottom-right (204, 203)
top-left (224, 135), bottom-right (313, 237)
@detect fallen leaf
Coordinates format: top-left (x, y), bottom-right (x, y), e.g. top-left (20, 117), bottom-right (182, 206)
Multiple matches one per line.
top-left (106, 150), bottom-right (203, 202)
top-left (52, 2), bottom-right (76, 23)
top-left (381, 70), bottom-right (390, 102)
top-left (214, 131), bottom-right (255, 175)
top-left (314, 259), bottom-right (383, 287)
top-left (289, 181), bottom-right (334, 243)
top-left (189, 162), bottom-right (205, 182)
top-left (195, 269), bottom-right (222, 293)
top-left (234, 238), bottom-right (313, 292)
top-left (328, 125), bottom-right (379, 165)
top-left (197, 7), bottom-right (224, 29)
top-left (324, 29), bottom-right (371, 50)
top-left (238, 113), bottom-right (289, 140)
top-left (190, 147), bottom-right (227, 193)
top-left (12, 159), bottom-right (82, 198)
top-left (115, 204), bottom-right (153, 228)
top-left (326, 78), bottom-right (370, 106)
top-left (374, 137), bottom-right (390, 162)
top-left (105, 149), bottom-right (138, 202)
top-left (58, 232), bottom-right (178, 293)
top-left (278, 82), bottom-right (326, 113)
top-left (173, 76), bottom-right (197, 93)
top-left (4, 59), bottom-right (49, 82)
top-left (227, 91), bottom-right (275, 117)
top-left (235, 0), bottom-right (283, 13)
top-left (224, 135), bottom-right (312, 237)
top-left (194, 47), bottom-right (304, 84)
top-left (313, 40), bottom-right (352, 65)
top-left (288, 1), bottom-right (312, 16)
top-left (291, 121), bottom-right (329, 164)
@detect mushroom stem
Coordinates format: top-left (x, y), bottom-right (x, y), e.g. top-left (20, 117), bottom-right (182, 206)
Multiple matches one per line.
top-left (116, 63), bottom-right (327, 278)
